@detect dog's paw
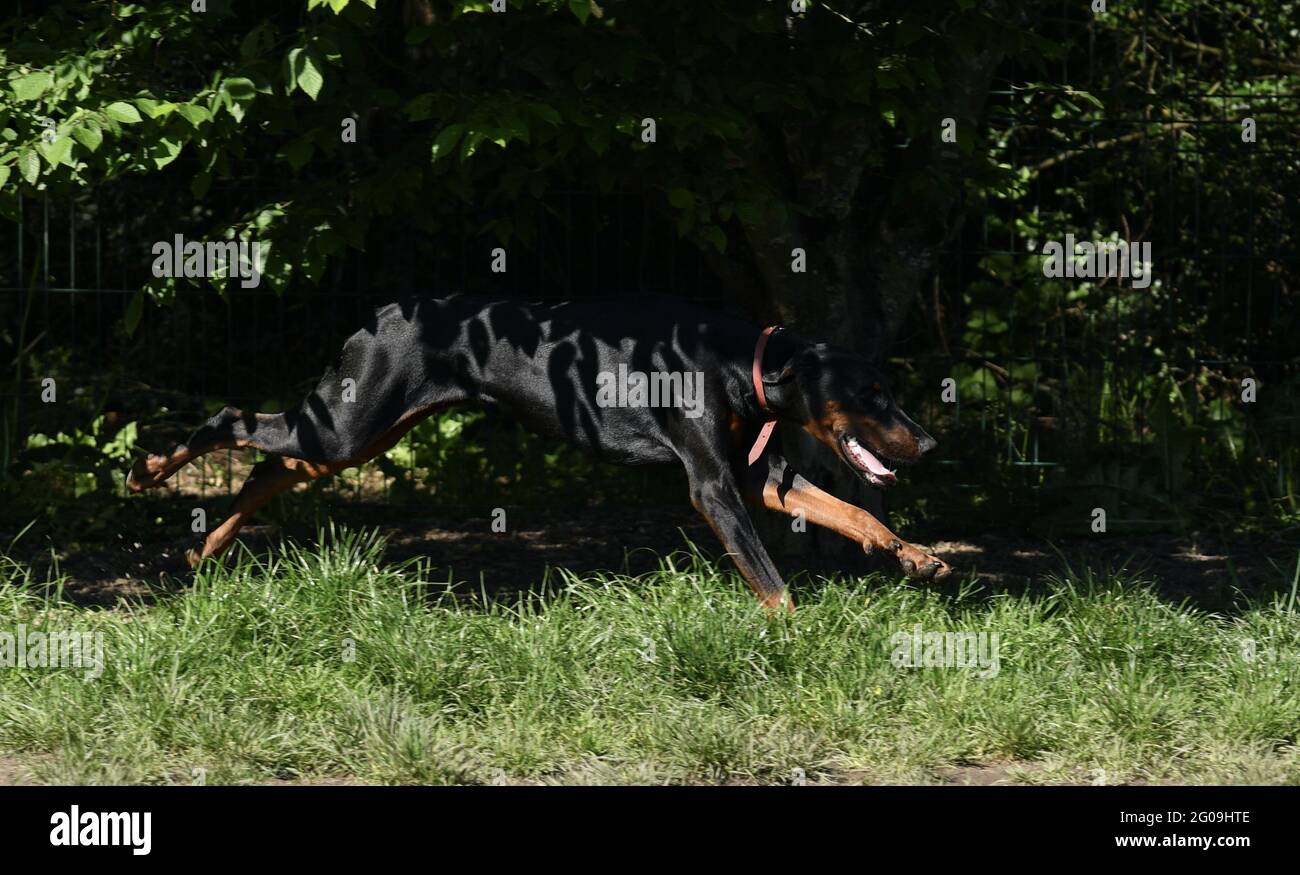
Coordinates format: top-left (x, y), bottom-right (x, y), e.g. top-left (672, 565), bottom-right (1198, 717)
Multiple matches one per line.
top-left (126, 451), bottom-right (173, 492)
top-left (126, 458), bottom-right (153, 492)
top-left (891, 540), bottom-right (953, 582)
top-left (184, 545), bottom-right (206, 569)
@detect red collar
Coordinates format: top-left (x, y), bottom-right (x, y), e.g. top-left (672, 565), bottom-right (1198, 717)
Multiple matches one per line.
top-left (747, 326), bottom-right (782, 465)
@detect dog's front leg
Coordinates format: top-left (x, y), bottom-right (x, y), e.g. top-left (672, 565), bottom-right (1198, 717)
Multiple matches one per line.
top-left (681, 458), bottom-right (794, 612)
top-left (745, 454), bottom-right (953, 582)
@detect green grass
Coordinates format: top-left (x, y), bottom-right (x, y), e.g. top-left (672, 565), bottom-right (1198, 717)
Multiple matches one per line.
top-left (1, 526), bottom-right (1298, 785)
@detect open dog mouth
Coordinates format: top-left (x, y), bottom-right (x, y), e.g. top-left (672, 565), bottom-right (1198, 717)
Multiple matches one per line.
top-left (840, 435), bottom-right (899, 487)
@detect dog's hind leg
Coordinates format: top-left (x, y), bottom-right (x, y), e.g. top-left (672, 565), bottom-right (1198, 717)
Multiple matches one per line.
top-left (186, 455), bottom-right (315, 566)
top-left (185, 404), bottom-right (444, 566)
top-left (129, 386), bottom-right (446, 494)
top-left (126, 404), bottom-right (320, 492)
top-left (131, 311), bottom-right (467, 556)
top-left (130, 314), bottom-right (468, 492)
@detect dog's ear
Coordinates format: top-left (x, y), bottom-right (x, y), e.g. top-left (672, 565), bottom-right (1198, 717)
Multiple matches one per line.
top-left (764, 343), bottom-right (828, 387)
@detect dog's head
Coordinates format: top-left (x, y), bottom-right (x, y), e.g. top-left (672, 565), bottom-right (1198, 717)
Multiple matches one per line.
top-left (766, 343), bottom-right (936, 487)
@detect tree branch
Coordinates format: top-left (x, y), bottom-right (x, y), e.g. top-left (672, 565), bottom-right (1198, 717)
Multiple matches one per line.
top-left (1032, 121), bottom-right (1193, 174)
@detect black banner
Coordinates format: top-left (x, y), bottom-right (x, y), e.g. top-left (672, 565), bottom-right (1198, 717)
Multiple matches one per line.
top-left (0, 785), bottom-right (1286, 861)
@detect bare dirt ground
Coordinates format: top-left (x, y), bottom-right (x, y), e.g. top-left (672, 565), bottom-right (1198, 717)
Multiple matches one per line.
top-left (12, 502), bottom-right (1299, 611)
top-left (0, 756), bottom-right (35, 786)
top-left (0, 755), bottom-right (1050, 786)
top-left (20, 444), bottom-right (1291, 608)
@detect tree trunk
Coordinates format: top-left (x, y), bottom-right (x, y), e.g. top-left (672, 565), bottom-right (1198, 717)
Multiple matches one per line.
top-left (706, 48), bottom-right (1005, 575)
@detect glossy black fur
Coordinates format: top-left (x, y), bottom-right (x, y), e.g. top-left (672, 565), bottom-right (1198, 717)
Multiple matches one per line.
top-left (152, 294), bottom-right (938, 603)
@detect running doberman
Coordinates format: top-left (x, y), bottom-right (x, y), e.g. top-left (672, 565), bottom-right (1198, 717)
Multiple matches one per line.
top-left (127, 295), bottom-right (952, 610)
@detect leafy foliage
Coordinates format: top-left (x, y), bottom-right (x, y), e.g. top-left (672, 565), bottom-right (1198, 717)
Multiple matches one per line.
top-left (0, 0), bottom-right (1037, 304)
top-left (1, 1), bottom-right (1297, 536)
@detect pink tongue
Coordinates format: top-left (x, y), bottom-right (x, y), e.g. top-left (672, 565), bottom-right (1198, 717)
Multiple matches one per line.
top-left (849, 440), bottom-right (895, 478)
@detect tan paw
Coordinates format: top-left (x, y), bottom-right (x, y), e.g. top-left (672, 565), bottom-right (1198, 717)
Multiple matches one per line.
top-left (891, 539), bottom-right (953, 582)
top-left (126, 448), bottom-right (180, 492)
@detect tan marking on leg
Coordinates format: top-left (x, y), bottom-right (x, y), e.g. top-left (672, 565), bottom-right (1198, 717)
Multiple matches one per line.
top-left (188, 405), bottom-right (445, 566)
top-left (127, 405), bottom-right (263, 492)
top-left (189, 458), bottom-right (312, 565)
top-left (759, 477), bottom-right (952, 581)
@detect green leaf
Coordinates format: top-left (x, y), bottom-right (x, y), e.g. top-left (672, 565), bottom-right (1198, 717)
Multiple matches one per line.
top-left (569, 0), bottom-right (590, 23)
top-left (284, 48), bottom-right (304, 94)
top-left (703, 224), bottom-right (727, 254)
top-left (531, 104), bottom-right (561, 125)
top-left (104, 101), bottom-right (143, 124)
top-left (586, 125), bottom-right (609, 155)
top-left (124, 289), bottom-right (145, 337)
top-left (135, 98), bottom-right (177, 119)
top-left (459, 130), bottom-right (487, 161)
top-left (404, 93), bottom-right (435, 121)
top-left (0, 165), bottom-right (9, 189)
top-left (72, 120), bottom-right (103, 152)
top-left (239, 25), bottom-right (271, 60)
top-left (18, 149), bottom-right (40, 184)
top-left (430, 123), bottom-right (466, 162)
top-left (294, 51), bottom-right (325, 101)
top-left (176, 104), bottom-right (211, 127)
top-left (735, 201), bottom-right (761, 225)
top-left (220, 78), bottom-right (257, 101)
top-left (11, 71), bottom-right (53, 102)
top-left (191, 169), bottom-right (211, 199)
top-left (147, 136), bottom-right (183, 169)
top-left (282, 138), bottom-right (313, 170)
top-left (36, 135), bottom-right (73, 168)
top-left (219, 78), bottom-right (257, 121)
top-left (1068, 89), bottom-right (1105, 110)
top-left (667, 188), bottom-right (695, 209)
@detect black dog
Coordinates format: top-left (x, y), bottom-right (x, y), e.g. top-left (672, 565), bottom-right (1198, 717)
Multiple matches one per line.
top-left (128, 295), bottom-right (951, 610)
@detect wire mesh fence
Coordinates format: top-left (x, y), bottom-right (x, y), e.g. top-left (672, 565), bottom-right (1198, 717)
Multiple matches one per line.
top-left (1, 184), bottom-right (721, 513)
top-left (3, 35), bottom-right (1298, 530)
top-left (900, 78), bottom-right (1300, 528)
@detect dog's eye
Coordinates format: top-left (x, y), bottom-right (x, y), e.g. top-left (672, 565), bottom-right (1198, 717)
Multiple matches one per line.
top-left (856, 391), bottom-right (889, 411)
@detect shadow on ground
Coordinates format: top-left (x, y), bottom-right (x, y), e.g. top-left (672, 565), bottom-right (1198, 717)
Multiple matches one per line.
top-left (8, 502), bottom-right (1299, 614)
